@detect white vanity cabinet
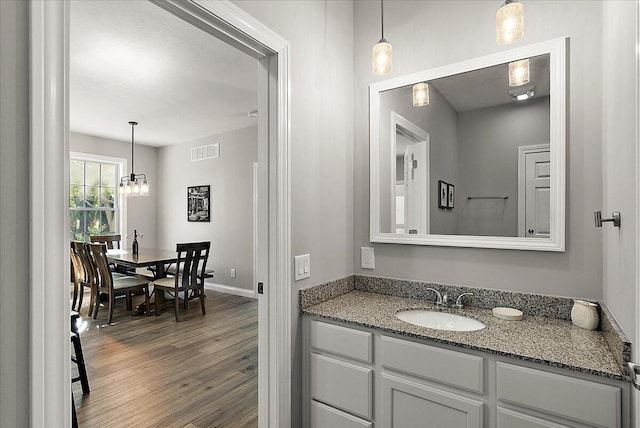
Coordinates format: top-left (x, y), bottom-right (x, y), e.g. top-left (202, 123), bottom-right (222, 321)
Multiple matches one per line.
top-left (306, 320), bottom-right (374, 427)
top-left (303, 318), bottom-right (631, 428)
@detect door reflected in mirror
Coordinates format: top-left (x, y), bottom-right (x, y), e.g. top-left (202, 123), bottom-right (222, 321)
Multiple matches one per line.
top-left (369, 38), bottom-right (567, 251)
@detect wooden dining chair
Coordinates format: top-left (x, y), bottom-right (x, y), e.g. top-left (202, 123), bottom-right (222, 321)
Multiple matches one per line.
top-left (89, 243), bottom-right (150, 324)
top-left (70, 244), bottom-right (84, 311)
top-left (71, 242), bottom-right (99, 315)
top-left (151, 241), bottom-right (210, 321)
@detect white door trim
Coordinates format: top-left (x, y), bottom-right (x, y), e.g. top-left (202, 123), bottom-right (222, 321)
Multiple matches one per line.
top-left (29, 1), bottom-right (291, 427)
top-left (389, 111), bottom-right (430, 234)
top-left (634, 0), bottom-right (640, 423)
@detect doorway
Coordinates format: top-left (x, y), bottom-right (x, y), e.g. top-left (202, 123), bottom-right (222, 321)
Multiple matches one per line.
top-left (30, 1), bottom-right (291, 427)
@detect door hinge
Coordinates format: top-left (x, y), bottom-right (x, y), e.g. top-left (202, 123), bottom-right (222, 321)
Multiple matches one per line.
top-left (627, 362), bottom-right (640, 390)
top-left (257, 282), bottom-right (264, 295)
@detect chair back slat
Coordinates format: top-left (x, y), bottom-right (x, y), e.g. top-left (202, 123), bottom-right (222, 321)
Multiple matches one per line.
top-left (72, 242), bottom-right (96, 285)
top-left (90, 234), bottom-right (122, 250)
top-left (70, 243), bottom-right (85, 284)
top-left (88, 243), bottom-right (114, 293)
top-left (175, 242), bottom-right (210, 290)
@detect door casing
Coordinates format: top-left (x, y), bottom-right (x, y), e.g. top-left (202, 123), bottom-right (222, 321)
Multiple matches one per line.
top-left (29, 1), bottom-right (292, 427)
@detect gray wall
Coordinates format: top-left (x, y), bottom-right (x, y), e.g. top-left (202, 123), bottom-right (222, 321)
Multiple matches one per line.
top-left (157, 126), bottom-right (258, 290)
top-left (70, 132), bottom-right (159, 249)
top-left (457, 96), bottom-right (550, 236)
top-left (0, 1), bottom-right (30, 426)
top-left (354, 0), bottom-right (604, 299)
top-left (230, 1), bottom-right (355, 425)
top-left (601, 1), bottom-right (638, 345)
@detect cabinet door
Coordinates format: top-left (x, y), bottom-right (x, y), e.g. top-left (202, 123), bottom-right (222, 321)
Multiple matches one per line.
top-left (311, 400), bottom-right (373, 428)
top-left (381, 373), bottom-right (483, 428)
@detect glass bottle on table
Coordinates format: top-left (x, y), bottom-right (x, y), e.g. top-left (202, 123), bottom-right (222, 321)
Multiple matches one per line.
top-left (132, 230), bottom-right (139, 256)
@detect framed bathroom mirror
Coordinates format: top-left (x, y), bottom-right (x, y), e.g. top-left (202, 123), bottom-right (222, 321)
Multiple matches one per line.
top-left (369, 37), bottom-right (567, 251)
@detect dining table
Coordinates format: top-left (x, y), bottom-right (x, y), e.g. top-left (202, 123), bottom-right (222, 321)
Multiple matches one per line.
top-left (106, 248), bottom-right (177, 279)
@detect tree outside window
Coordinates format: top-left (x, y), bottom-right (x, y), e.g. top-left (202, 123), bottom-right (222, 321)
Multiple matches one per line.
top-left (70, 158), bottom-right (119, 241)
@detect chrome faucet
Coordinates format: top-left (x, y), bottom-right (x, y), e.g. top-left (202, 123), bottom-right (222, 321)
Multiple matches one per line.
top-left (425, 288), bottom-right (447, 308)
top-left (454, 292), bottom-right (474, 309)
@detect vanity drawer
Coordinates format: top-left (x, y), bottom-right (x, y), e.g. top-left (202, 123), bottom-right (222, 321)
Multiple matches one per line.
top-left (496, 362), bottom-right (621, 427)
top-left (310, 320), bottom-right (373, 363)
top-left (381, 335), bottom-right (484, 393)
top-left (310, 353), bottom-right (373, 420)
top-left (311, 400), bottom-right (373, 428)
top-left (497, 407), bottom-right (570, 428)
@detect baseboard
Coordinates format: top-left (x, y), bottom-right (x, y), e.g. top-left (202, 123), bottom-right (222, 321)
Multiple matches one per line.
top-left (204, 281), bottom-right (257, 299)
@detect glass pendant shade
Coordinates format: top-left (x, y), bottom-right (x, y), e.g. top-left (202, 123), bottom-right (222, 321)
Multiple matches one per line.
top-left (496, 0), bottom-right (524, 45)
top-left (412, 83), bottom-right (430, 106)
top-left (372, 40), bottom-right (392, 75)
top-left (508, 58), bottom-right (530, 86)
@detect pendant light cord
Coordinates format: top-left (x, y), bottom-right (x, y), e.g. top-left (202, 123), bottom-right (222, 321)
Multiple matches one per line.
top-left (131, 125), bottom-right (134, 176)
top-left (380, 0), bottom-right (384, 40)
top-left (129, 121), bottom-right (137, 179)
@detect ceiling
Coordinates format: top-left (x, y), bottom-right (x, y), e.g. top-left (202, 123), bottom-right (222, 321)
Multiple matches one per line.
top-left (70, 0), bottom-right (258, 147)
top-left (432, 53), bottom-right (551, 112)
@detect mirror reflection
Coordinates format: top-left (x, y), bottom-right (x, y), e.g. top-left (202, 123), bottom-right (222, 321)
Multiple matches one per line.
top-left (379, 53), bottom-right (551, 238)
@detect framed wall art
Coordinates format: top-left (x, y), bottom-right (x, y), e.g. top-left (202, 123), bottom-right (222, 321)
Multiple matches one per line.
top-left (187, 185), bottom-right (210, 222)
top-left (438, 180), bottom-right (448, 209)
top-left (447, 183), bottom-right (455, 209)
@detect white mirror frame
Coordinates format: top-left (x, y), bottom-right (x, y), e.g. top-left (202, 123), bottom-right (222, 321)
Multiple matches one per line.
top-left (369, 37), bottom-right (567, 251)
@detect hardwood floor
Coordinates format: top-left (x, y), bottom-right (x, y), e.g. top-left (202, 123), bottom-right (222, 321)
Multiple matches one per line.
top-left (72, 288), bottom-right (258, 427)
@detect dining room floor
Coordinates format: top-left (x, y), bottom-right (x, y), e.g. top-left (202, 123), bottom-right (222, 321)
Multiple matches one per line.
top-left (72, 288), bottom-right (258, 428)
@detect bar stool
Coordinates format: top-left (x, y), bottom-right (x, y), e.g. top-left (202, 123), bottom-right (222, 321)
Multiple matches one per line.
top-left (71, 311), bottom-right (89, 395)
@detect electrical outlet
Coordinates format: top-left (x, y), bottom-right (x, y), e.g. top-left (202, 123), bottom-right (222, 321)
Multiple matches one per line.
top-left (231, 268), bottom-right (236, 278)
top-left (294, 254), bottom-right (310, 281)
top-left (361, 247), bottom-right (375, 269)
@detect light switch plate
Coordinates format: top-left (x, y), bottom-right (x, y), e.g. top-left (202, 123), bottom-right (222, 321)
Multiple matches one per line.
top-left (294, 254), bottom-right (310, 281)
top-left (361, 247), bottom-right (375, 269)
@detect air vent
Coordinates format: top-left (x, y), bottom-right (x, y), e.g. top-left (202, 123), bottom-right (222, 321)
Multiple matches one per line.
top-left (191, 143), bottom-right (219, 161)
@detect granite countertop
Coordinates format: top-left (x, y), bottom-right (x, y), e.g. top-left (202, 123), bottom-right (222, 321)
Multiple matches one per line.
top-left (303, 290), bottom-right (625, 380)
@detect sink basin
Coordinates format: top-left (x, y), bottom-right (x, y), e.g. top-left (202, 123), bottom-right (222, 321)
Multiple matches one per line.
top-left (396, 310), bottom-right (486, 331)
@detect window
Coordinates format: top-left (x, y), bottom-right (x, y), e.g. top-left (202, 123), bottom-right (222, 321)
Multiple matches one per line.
top-left (70, 154), bottom-right (124, 242)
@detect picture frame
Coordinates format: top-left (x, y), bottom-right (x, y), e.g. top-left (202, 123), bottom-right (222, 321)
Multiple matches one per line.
top-left (187, 185), bottom-right (210, 222)
top-left (438, 180), bottom-right (448, 209)
top-left (447, 183), bottom-right (455, 209)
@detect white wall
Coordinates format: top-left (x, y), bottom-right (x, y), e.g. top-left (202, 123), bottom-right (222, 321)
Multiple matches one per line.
top-left (156, 126), bottom-right (258, 291)
top-left (601, 0), bottom-right (638, 344)
top-left (69, 132), bottom-right (159, 248)
top-left (228, 1), bottom-right (355, 425)
top-left (0, 1), bottom-right (30, 426)
top-left (354, 0), bottom-right (605, 299)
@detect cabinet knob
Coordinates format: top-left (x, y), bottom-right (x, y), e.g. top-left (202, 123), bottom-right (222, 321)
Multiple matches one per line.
top-left (528, 229), bottom-right (534, 235)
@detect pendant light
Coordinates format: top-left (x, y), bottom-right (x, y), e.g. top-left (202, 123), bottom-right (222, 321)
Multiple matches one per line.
top-left (508, 58), bottom-right (530, 86)
top-left (496, 0), bottom-right (524, 45)
top-left (119, 121), bottom-right (149, 198)
top-left (372, 0), bottom-right (392, 75)
top-left (412, 83), bottom-right (430, 107)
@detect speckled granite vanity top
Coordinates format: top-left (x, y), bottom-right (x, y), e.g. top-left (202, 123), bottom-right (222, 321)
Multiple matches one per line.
top-left (300, 276), bottom-right (631, 381)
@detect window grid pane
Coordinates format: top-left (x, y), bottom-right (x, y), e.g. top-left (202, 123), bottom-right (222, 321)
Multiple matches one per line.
top-left (69, 158), bottom-right (121, 242)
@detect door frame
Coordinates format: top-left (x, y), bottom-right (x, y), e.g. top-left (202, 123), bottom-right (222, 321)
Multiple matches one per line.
top-left (29, 1), bottom-right (291, 427)
top-left (635, 0), bottom-right (640, 422)
top-left (389, 111), bottom-right (430, 234)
